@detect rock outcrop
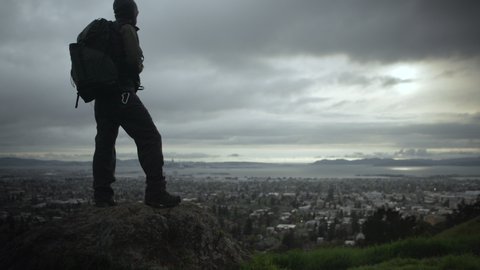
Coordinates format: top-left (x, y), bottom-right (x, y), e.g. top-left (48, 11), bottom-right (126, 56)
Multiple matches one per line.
top-left (0, 203), bottom-right (249, 270)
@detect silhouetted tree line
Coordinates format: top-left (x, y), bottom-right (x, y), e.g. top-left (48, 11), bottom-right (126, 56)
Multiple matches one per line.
top-left (445, 197), bottom-right (480, 228)
top-left (363, 207), bottom-right (417, 245)
top-left (363, 197), bottom-right (480, 245)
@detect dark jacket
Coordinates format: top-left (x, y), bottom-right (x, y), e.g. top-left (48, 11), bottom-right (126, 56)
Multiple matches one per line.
top-left (113, 22), bottom-right (143, 91)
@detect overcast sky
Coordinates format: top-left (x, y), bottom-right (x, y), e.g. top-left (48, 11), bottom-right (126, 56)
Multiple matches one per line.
top-left (0, 0), bottom-right (479, 162)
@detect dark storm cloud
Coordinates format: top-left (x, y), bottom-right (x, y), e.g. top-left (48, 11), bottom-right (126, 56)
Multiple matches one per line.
top-left (142, 0), bottom-right (480, 63)
top-left (0, 0), bottom-right (108, 131)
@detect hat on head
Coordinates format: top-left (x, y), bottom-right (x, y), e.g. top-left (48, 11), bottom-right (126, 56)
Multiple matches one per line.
top-left (113, 0), bottom-right (138, 21)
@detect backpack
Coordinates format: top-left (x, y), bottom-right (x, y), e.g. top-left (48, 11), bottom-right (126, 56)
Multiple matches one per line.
top-left (69, 18), bottom-right (120, 108)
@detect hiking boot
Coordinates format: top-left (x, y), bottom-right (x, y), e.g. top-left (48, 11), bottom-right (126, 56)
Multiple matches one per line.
top-left (94, 187), bottom-right (116, 207)
top-left (145, 178), bottom-right (181, 208)
top-left (145, 190), bottom-right (181, 208)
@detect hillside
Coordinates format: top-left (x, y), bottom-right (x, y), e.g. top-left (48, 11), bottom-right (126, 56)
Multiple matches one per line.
top-left (242, 217), bottom-right (480, 270)
top-left (0, 203), bottom-right (249, 270)
top-left (435, 216), bottom-right (480, 239)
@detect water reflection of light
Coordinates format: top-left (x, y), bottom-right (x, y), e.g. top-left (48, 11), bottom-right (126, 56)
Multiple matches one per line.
top-left (389, 167), bottom-right (428, 171)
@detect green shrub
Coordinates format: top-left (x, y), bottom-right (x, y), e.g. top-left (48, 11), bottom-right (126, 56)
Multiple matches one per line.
top-left (241, 254), bottom-right (283, 270)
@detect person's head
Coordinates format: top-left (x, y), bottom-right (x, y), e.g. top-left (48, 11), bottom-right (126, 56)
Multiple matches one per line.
top-left (113, 0), bottom-right (139, 25)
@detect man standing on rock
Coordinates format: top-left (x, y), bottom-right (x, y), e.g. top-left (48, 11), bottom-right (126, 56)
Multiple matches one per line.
top-left (92, 0), bottom-right (181, 208)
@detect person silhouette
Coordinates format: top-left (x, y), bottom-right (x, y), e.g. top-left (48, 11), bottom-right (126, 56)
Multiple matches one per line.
top-left (92, 0), bottom-right (180, 208)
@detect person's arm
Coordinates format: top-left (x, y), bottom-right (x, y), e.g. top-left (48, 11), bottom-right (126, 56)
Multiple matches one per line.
top-left (120, 24), bottom-right (144, 74)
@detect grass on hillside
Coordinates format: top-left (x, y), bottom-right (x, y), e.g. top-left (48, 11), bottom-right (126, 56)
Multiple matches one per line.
top-left (242, 217), bottom-right (480, 270)
top-left (435, 216), bottom-right (480, 239)
top-left (351, 254), bottom-right (480, 270)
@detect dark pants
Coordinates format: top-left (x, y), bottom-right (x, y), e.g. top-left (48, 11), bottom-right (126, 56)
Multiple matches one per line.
top-left (93, 91), bottom-right (164, 191)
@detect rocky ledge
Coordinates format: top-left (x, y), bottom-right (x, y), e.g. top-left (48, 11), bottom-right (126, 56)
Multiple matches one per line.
top-left (0, 203), bottom-right (249, 270)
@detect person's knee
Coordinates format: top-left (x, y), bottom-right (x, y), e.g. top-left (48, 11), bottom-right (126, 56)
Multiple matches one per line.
top-left (95, 131), bottom-right (117, 145)
top-left (135, 129), bottom-right (162, 145)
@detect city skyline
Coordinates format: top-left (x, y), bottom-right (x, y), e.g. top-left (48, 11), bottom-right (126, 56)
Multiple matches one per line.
top-left (1, 0), bottom-right (479, 162)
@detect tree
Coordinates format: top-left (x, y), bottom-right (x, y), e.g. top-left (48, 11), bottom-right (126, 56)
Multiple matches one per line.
top-left (446, 197), bottom-right (480, 228)
top-left (317, 222), bottom-right (327, 238)
top-left (243, 218), bottom-right (253, 236)
top-left (281, 230), bottom-right (298, 249)
top-left (351, 211), bottom-right (360, 234)
top-left (363, 207), bottom-right (417, 245)
top-left (327, 185), bottom-right (334, 202)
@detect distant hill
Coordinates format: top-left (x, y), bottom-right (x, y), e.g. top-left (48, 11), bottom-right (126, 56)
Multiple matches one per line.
top-left (0, 203), bottom-right (249, 270)
top-left (2, 156), bottom-right (480, 168)
top-left (0, 157), bottom-right (89, 167)
top-left (0, 157), bottom-right (141, 167)
top-left (313, 157), bottom-right (480, 167)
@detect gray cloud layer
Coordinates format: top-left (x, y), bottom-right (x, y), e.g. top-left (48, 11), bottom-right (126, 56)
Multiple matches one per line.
top-left (0, 0), bottom-right (479, 160)
top-left (141, 0), bottom-right (480, 62)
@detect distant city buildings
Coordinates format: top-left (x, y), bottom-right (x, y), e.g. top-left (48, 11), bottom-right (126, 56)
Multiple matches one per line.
top-left (1, 168), bottom-right (479, 250)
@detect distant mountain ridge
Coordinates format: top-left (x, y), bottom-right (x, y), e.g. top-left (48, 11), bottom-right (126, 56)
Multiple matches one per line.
top-left (0, 158), bottom-right (263, 168)
top-left (0, 156), bottom-right (479, 167)
top-left (313, 157), bottom-right (480, 166)
top-left (0, 157), bottom-right (89, 167)
top-left (0, 157), bottom-right (142, 167)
